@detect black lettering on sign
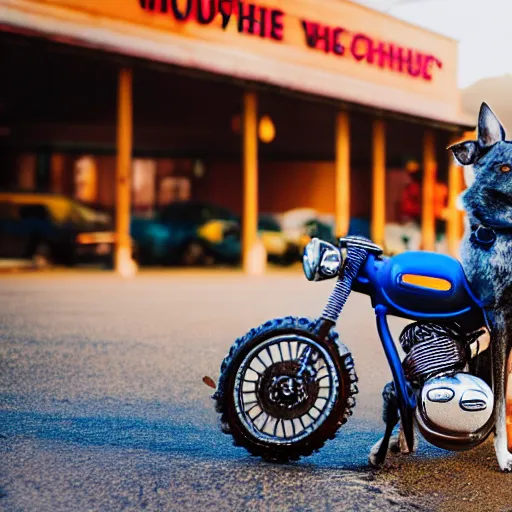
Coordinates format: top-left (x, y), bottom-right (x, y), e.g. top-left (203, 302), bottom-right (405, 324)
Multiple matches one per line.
top-left (270, 9), bottom-right (284, 41)
top-left (238, 2), bottom-right (258, 34)
top-left (171, 0), bottom-right (193, 20)
top-left (218, 0), bottom-right (234, 30)
top-left (300, 21), bottom-right (319, 48)
top-left (197, 0), bottom-right (216, 24)
top-left (258, 7), bottom-right (268, 37)
top-left (139, 0), bottom-right (156, 9)
top-left (300, 21), bottom-right (331, 52)
top-left (332, 27), bottom-right (345, 55)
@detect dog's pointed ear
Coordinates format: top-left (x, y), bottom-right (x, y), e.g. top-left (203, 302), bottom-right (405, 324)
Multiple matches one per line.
top-left (478, 102), bottom-right (506, 147)
top-left (448, 140), bottom-right (479, 166)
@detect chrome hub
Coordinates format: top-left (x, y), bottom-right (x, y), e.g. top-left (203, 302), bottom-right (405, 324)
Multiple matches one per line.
top-left (268, 375), bottom-right (307, 407)
top-left (258, 361), bottom-right (319, 420)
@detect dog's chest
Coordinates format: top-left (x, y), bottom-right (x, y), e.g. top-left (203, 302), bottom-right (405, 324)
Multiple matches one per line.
top-left (461, 233), bottom-right (512, 309)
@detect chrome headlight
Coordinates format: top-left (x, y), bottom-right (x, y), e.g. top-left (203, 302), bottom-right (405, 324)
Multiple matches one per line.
top-left (302, 238), bottom-right (343, 281)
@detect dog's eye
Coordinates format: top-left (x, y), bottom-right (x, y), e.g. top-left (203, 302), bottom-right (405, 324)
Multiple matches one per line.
top-left (500, 164), bottom-right (511, 173)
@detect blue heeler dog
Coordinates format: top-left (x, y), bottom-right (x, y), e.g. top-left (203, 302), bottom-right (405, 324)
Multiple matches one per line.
top-left (370, 103), bottom-right (512, 471)
top-left (450, 102), bottom-right (512, 472)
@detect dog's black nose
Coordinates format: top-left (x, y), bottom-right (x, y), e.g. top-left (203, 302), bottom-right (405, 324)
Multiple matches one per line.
top-left (470, 225), bottom-right (496, 249)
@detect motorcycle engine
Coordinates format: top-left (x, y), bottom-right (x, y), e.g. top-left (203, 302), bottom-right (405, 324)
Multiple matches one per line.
top-left (400, 322), bottom-right (494, 436)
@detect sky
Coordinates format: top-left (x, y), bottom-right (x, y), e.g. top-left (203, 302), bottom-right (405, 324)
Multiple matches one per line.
top-left (353, 0), bottom-right (512, 88)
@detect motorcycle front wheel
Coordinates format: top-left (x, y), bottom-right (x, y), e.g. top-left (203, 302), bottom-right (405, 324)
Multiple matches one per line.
top-left (213, 316), bottom-right (358, 462)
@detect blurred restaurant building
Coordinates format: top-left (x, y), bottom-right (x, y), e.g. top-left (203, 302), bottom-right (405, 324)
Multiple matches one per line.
top-left (0, 0), bottom-right (474, 272)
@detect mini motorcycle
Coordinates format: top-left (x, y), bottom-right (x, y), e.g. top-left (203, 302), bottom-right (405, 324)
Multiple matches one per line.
top-left (211, 235), bottom-right (512, 468)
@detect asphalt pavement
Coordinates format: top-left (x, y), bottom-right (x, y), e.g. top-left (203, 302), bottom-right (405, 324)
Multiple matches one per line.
top-left (1, 270), bottom-right (512, 512)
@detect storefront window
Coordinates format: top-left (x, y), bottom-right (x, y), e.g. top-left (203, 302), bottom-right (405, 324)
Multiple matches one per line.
top-left (73, 156), bottom-right (97, 204)
top-left (158, 177), bottom-right (191, 207)
top-left (132, 159), bottom-right (157, 215)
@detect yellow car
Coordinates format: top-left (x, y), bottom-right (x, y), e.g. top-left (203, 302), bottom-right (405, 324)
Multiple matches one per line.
top-left (0, 192), bottom-right (131, 267)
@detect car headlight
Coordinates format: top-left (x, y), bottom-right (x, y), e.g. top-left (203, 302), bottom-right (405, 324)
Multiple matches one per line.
top-left (302, 238), bottom-right (344, 282)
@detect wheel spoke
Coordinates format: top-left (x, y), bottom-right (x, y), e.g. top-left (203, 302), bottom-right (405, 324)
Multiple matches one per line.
top-left (316, 366), bottom-right (329, 380)
top-left (281, 341), bottom-right (291, 362)
top-left (242, 392), bottom-right (257, 404)
top-left (277, 342), bottom-right (284, 362)
top-left (258, 349), bottom-right (273, 368)
top-left (295, 343), bottom-right (306, 360)
top-left (244, 368), bottom-right (260, 382)
top-left (254, 411), bottom-right (269, 431)
top-left (250, 407), bottom-right (264, 421)
top-left (263, 415), bottom-right (278, 435)
top-left (273, 417), bottom-right (279, 436)
top-left (244, 403), bottom-right (259, 415)
top-left (314, 397), bottom-right (328, 412)
top-left (247, 405), bottom-right (262, 418)
top-left (294, 418), bottom-right (305, 435)
top-left (275, 419), bottom-right (285, 438)
top-left (317, 387), bottom-right (331, 398)
top-left (302, 414), bottom-right (313, 428)
top-left (289, 341), bottom-right (298, 360)
top-left (250, 357), bottom-right (266, 374)
top-left (283, 420), bottom-right (294, 438)
top-left (269, 344), bottom-right (282, 364)
top-left (242, 381), bottom-right (256, 392)
top-left (309, 406), bottom-right (321, 419)
top-left (256, 354), bottom-right (269, 370)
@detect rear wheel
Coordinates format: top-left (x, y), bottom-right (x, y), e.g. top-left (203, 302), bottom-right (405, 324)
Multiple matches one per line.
top-left (213, 316), bottom-right (358, 462)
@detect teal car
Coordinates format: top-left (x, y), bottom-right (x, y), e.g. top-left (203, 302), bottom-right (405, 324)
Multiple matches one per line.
top-left (131, 202), bottom-right (300, 266)
top-left (131, 202), bottom-right (241, 266)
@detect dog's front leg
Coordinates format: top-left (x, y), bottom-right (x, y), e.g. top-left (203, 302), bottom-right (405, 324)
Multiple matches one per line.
top-left (391, 423), bottom-right (418, 455)
top-left (493, 329), bottom-right (512, 472)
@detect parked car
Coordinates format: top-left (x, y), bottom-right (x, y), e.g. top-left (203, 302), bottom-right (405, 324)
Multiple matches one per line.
top-left (276, 208), bottom-right (373, 254)
top-left (257, 214), bottom-right (301, 265)
top-left (275, 208), bottom-right (337, 254)
top-left (132, 201), bottom-right (300, 266)
top-left (0, 192), bottom-right (130, 268)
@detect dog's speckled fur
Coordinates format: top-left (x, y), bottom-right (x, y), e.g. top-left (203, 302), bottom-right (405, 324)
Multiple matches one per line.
top-left (451, 102), bottom-right (512, 472)
top-left (370, 103), bottom-right (512, 471)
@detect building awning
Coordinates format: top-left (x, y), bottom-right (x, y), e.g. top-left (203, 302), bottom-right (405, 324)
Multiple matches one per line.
top-left (0, 0), bottom-right (474, 130)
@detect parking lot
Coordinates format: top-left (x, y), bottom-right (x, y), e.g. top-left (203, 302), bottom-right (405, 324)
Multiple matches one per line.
top-left (1, 270), bottom-right (512, 511)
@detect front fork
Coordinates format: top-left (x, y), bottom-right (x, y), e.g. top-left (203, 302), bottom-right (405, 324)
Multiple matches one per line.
top-left (314, 247), bottom-right (417, 452)
top-left (375, 305), bottom-right (416, 451)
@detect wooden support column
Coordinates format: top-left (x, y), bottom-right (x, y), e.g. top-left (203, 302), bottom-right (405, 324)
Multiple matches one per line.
top-left (241, 91), bottom-right (260, 274)
top-left (447, 135), bottom-right (463, 257)
top-left (115, 67), bottom-right (133, 275)
top-left (371, 118), bottom-right (386, 246)
top-left (334, 111), bottom-right (350, 238)
top-left (421, 129), bottom-right (437, 251)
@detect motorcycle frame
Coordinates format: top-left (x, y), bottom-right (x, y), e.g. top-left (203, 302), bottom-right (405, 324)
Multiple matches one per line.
top-left (320, 249), bottom-right (497, 452)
